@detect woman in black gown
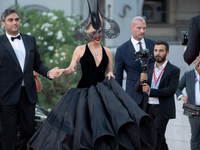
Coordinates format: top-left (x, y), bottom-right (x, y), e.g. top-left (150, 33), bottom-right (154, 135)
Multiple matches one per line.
top-left (28, 0), bottom-right (156, 149)
top-left (28, 23), bottom-right (156, 150)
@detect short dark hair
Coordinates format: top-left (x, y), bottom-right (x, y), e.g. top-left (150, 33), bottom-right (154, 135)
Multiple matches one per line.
top-left (1, 8), bottom-right (19, 22)
top-left (155, 40), bottom-right (169, 51)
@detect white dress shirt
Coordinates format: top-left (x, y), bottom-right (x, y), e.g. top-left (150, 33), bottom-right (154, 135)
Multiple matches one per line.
top-left (195, 70), bottom-right (200, 105)
top-left (131, 37), bottom-right (146, 52)
top-left (6, 32), bottom-right (26, 85)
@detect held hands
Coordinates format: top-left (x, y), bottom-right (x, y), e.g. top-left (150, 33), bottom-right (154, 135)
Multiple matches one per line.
top-left (48, 67), bottom-right (60, 79)
top-left (55, 69), bottom-right (66, 77)
top-left (49, 67), bottom-right (75, 79)
top-left (180, 96), bottom-right (188, 104)
top-left (106, 72), bottom-right (115, 80)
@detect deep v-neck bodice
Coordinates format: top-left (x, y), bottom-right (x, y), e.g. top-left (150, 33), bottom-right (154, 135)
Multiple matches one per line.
top-left (88, 45), bottom-right (103, 68)
top-left (77, 44), bottom-right (108, 88)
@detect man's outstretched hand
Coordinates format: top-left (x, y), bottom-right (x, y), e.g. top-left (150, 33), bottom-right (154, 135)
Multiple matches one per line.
top-left (48, 67), bottom-right (60, 79)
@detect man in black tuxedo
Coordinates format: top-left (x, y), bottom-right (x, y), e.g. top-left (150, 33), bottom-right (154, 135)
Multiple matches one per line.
top-left (176, 56), bottom-right (200, 150)
top-left (135, 41), bottom-right (180, 150)
top-left (0, 8), bottom-right (59, 150)
top-left (184, 15), bottom-right (200, 65)
top-left (114, 16), bottom-right (155, 107)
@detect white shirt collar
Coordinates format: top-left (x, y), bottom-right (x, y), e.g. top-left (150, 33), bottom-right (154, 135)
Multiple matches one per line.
top-left (154, 60), bottom-right (168, 70)
top-left (131, 37), bottom-right (145, 48)
top-left (6, 32), bottom-right (21, 42)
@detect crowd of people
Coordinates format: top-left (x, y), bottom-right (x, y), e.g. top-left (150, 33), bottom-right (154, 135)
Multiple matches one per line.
top-left (0, 0), bottom-right (200, 149)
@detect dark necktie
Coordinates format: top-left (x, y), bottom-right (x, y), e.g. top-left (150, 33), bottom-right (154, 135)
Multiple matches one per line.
top-left (138, 41), bottom-right (143, 51)
top-left (138, 41), bottom-right (147, 65)
top-left (11, 35), bottom-right (21, 41)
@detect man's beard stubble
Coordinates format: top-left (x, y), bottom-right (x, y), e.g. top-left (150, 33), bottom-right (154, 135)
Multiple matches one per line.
top-left (155, 55), bottom-right (166, 63)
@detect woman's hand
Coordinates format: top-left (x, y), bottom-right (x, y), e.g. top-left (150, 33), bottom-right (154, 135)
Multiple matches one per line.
top-left (55, 69), bottom-right (66, 77)
top-left (106, 71), bottom-right (115, 80)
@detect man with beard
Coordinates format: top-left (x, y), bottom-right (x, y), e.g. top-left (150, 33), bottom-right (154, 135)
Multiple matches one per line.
top-left (135, 41), bottom-right (180, 150)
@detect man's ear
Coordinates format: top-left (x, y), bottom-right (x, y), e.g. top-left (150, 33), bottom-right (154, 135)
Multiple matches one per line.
top-left (130, 26), bottom-right (133, 32)
top-left (1, 21), bottom-right (5, 27)
top-left (166, 50), bottom-right (169, 56)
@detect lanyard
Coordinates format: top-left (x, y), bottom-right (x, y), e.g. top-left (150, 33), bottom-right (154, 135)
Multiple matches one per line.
top-left (153, 64), bottom-right (167, 87)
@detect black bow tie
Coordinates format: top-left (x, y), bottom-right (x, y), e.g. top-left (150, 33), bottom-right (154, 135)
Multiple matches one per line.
top-left (11, 35), bottom-right (21, 41)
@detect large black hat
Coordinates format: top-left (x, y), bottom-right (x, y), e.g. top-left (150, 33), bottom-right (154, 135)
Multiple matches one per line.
top-left (73, 0), bottom-right (120, 44)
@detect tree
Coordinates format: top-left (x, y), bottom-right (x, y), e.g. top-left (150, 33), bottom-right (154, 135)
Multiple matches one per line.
top-left (6, 5), bottom-right (82, 108)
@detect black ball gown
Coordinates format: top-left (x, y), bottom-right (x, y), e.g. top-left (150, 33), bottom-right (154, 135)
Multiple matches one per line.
top-left (28, 45), bottom-right (156, 150)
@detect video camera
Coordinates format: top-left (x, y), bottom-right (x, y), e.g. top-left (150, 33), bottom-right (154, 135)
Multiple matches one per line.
top-left (181, 31), bottom-right (188, 45)
top-left (135, 49), bottom-right (152, 73)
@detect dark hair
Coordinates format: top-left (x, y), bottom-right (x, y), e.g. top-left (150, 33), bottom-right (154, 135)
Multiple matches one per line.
top-left (1, 8), bottom-right (19, 22)
top-left (155, 40), bottom-right (169, 51)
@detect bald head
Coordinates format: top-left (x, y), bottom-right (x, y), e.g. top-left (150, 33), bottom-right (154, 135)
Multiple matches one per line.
top-left (131, 16), bottom-right (146, 26)
top-left (130, 16), bottom-right (146, 41)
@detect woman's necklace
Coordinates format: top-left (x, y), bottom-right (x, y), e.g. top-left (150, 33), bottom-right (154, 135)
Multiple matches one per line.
top-left (89, 44), bottom-right (101, 55)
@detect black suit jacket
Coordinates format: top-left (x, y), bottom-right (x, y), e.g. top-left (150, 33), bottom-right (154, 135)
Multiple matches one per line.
top-left (176, 69), bottom-right (197, 116)
top-left (0, 33), bottom-right (50, 105)
top-left (114, 38), bottom-right (155, 104)
top-left (184, 15), bottom-right (200, 65)
top-left (135, 61), bottom-right (180, 119)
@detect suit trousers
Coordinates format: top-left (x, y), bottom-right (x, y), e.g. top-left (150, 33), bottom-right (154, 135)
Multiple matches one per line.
top-left (0, 87), bottom-right (35, 150)
top-left (146, 104), bottom-right (169, 150)
top-left (188, 115), bottom-right (200, 150)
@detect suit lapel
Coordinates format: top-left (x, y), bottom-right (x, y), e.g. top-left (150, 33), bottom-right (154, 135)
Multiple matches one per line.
top-left (159, 61), bottom-right (170, 86)
top-left (127, 39), bottom-right (142, 67)
top-left (144, 38), bottom-right (149, 48)
top-left (2, 34), bottom-right (21, 69)
top-left (21, 34), bottom-right (30, 72)
top-left (127, 39), bottom-right (136, 56)
top-left (148, 63), bottom-right (154, 86)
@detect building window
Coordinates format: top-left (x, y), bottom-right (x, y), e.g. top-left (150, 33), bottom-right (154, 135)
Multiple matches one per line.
top-left (142, 0), bottom-right (166, 23)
